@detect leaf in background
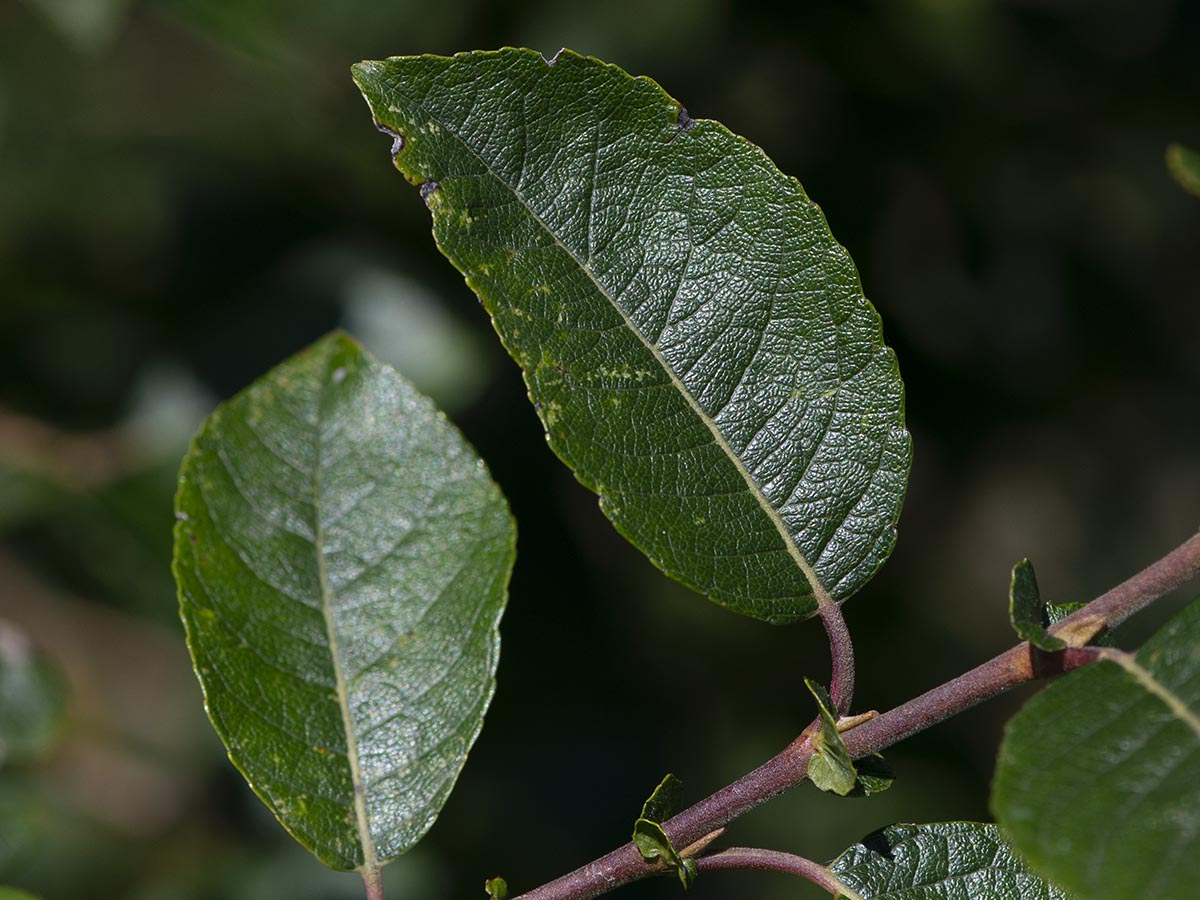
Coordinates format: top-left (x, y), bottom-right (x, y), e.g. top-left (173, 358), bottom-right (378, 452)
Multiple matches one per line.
top-left (1167, 142), bottom-right (1200, 198)
top-left (0, 622), bottom-right (67, 767)
top-left (830, 822), bottom-right (1074, 899)
top-left (173, 332), bottom-right (515, 874)
top-left (1008, 559), bottom-right (1065, 651)
top-left (342, 265), bottom-right (492, 414)
top-left (0, 888), bottom-right (44, 900)
top-left (18, 0), bottom-right (132, 53)
top-left (993, 596), bottom-right (1200, 900)
top-left (0, 468), bottom-right (68, 535)
top-left (353, 49), bottom-right (910, 624)
top-left (0, 779), bottom-right (45, 874)
top-left (805, 678), bottom-right (857, 796)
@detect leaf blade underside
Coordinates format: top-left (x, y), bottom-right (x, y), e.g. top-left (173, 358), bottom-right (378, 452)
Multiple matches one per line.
top-left (353, 48), bottom-right (910, 623)
top-left (173, 332), bottom-right (515, 871)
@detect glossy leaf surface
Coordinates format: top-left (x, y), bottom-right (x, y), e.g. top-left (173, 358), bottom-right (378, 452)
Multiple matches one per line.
top-left (173, 332), bottom-right (515, 871)
top-left (353, 49), bottom-right (910, 623)
top-left (830, 822), bottom-right (1073, 900)
top-left (993, 597), bottom-right (1200, 900)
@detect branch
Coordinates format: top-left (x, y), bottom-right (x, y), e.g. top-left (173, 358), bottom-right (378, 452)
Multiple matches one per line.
top-left (509, 530), bottom-right (1200, 900)
top-left (692, 847), bottom-right (862, 899)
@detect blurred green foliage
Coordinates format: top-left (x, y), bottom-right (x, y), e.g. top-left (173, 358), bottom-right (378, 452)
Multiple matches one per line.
top-left (1, 2), bottom-right (1198, 899)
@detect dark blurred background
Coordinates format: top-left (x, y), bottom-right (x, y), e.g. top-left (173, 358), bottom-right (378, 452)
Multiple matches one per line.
top-left (1, 1), bottom-right (1198, 898)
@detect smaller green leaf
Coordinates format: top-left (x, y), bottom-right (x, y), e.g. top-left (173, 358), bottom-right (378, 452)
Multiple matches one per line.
top-left (484, 876), bottom-right (508, 899)
top-left (805, 679), bottom-right (857, 796)
top-left (633, 819), bottom-right (676, 865)
top-left (0, 888), bottom-right (44, 900)
top-left (1008, 559), bottom-right (1065, 651)
top-left (681, 859), bottom-right (698, 886)
top-left (829, 822), bottom-right (1074, 899)
top-left (846, 753), bottom-right (895, 798)
top-left (632, 774), bottom-right (695, 889)
top-left (1044, 601), bottom-right (1081, 625)
top-left (0, 622), bottom-right (67, 766)
top-left (1167, 142), bottom-right (1200, 198)
top-left (640, 773), bottom-right (683, 824)
top-left (632, 820), bottom-right (696, 889)
top-left (1046, 602), bottom-right (1114, 647)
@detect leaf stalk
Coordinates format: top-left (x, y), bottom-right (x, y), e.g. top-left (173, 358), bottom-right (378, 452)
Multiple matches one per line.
top-left (691, 847), bottom-right (863, 899)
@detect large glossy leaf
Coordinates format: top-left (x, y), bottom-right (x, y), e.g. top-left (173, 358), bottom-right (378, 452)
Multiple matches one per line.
top-left (830, 823), bottom-right (1074, 900)
top-left (173, 332), bottom-right (515, 872)
top-left (353, 49), bottom-right (910, 623)
top-left (992, 597), bottom-right (1200, 900)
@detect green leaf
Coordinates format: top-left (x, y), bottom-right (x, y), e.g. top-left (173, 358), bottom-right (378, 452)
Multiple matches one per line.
top-left (0, 888), bottom-right (44, 900)
top-left (993, 597), bottom-right (1200, 900)
top-left (631, 820), bottom-right (696, 890)
top-left (1008, 559), bottom-right (1065, 651)
top-left (353, 48), bottom-right (910, 624)
top-left (1167, 142), bottom-right (1200, 198)
top-left (639, 772), bottom-right (683, 823)
top-left (805, 678), bottom-right (857, 796)
top-left (846, 753), bottom-right (894, 797)
top-left (1046, 602), bottom-right (1114, 647)
top-left (484, 876), bottom-right (509, 899)
top-left (173, 331), bottom-right (516, 873)
top-left (632, 820), bottom-right (679, 867)
top-left (633, 774), bottom-right (695, 889)
top-left (0, 622), bottom-right (67, 766)
top-left (829, 822), bottom-right (1074, 899)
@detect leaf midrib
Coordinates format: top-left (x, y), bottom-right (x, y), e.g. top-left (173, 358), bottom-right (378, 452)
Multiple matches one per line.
top-left (387, 72), bottom-right (834, 610)
top-left (1108, 651), bottom-right (1200, 740)
top-left (311, 381), bottom-right (378, 876)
